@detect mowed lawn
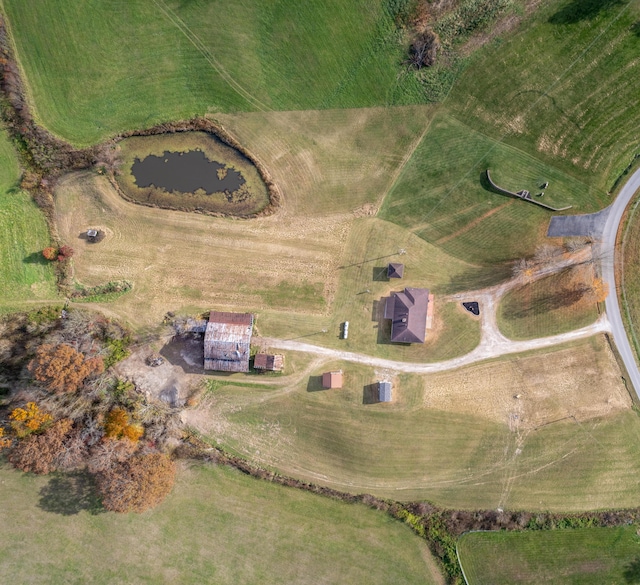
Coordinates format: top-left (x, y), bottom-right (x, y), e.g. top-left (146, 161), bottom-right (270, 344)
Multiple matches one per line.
top-left (0, 463), bottom-right (441, 585)
top-left (197, 338), bottom-right (640, 511)
top-left (379, 113), bottom-right (609, 266)
top-left (497, 264), bottom-right (600, 340)
top-left (621, 194), bottom-right (640, 366)
top-left (0, 128), bottom-right (57, 306)
top-left (447, 0), bottom-right (640, 193)
top-left (257, 217), bottom-right (483, 364)
top-left (458, 527), bottom-right (640, 585)
top-left (54, 107), bottom-right (438, 329)
top-left (3, 0), bottom-right (424, 145)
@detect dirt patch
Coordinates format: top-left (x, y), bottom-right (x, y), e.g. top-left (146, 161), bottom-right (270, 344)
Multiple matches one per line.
top-left (114, 346), bottom-right (198, 407)
top-left (423, 335), bottom-right (631, 427)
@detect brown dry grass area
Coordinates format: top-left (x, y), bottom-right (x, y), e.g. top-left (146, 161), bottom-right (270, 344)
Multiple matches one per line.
top-left (423, 335), bottom-right (630, 427)
top-left (214, 106), bottom-right (436, 216)
top-left (54, 107), bottom-right (435, 328)
top-left (55, 171), bottom-right (350, 326)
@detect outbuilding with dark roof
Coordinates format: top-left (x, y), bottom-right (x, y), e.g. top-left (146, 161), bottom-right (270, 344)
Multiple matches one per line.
top-left (387, 262), bottom-right (404, 279)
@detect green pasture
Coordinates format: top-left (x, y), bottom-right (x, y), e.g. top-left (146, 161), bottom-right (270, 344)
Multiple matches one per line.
top-left (257, 218), bottom-right (483, 363)
top-left (0, 463), bottom-right (440, 585)
top-left (3, 0), bottom-right (423, 145)
top-left (621, 193), bottom-right (640, 366)
top-left (447, 0), bottom-right (640, 193)
top-left (458, 527), bottom-right (640, 585)
top-left (497, 267), bottom-right (600, 340)
top-left (202, 343), bottom-right (640, 511)
top-left (379, 113), bottom-right (609, 265)
top-left (0, 128), bottom-right (56, 305)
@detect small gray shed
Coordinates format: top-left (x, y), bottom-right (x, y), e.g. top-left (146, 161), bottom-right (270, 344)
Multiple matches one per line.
top-left (378, 381), bottom-right (392, 402)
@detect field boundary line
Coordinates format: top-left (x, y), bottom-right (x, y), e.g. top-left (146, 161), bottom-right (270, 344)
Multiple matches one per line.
top-left (151, 0), bottom-right (271, 112)
top-left (376, 112), bottom-right (436, 211)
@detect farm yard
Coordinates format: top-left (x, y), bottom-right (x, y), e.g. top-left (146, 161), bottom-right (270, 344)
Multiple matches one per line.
top-left (3, 0), bottom-right (640, 583)
top-left (190, 336), bottom-right (640, 511)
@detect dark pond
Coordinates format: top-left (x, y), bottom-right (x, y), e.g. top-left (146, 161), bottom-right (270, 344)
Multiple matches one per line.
top-left (131, 149), bottom-right (245, 194)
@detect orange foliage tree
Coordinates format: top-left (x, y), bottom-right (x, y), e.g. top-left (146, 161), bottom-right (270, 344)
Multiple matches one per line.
top-left (28, 343), bottom-right (104, 394)
top-left (104, 407), bottom-right (144, 442)
top-left (96, 452), bottom-right (176, 513)
top-left (42, 246), bottom-right (58, 261)
top-left (591, 277), bottom-right (609, 303)
top-left (0, 427), bottom-right (10, 450)
top-left (9, 401), bottom-right (53, 438)
top-left (8, 418), bottom-right (74, 474)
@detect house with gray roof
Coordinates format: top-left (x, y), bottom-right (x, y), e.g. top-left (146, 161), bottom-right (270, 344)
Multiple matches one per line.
top-left (383, 287), bottom-right (430, 343)
top-left (378, 380), bottom-right (392, 402)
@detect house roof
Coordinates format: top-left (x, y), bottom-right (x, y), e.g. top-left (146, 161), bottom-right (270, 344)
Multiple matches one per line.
top-left (254, 353), bottom-right (284, 371)
top-left (383, 287), bottom-right (430, 343)
top-left (322, 370), bottom-right (343, 389)
top-left (387, 263), bottom-right (404, 279)
top-left (378, 381), bottom-right (392, 402)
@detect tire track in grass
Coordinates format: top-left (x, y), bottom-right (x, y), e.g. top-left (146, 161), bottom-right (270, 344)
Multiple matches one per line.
top-left (151, 0), bottom-right (271, 112)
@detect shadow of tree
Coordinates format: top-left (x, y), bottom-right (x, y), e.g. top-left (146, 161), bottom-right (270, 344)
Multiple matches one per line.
top-left (38, 471), bottom-right (105, 516)
top-left (23, 251), bottom-right (50, 266)
top-left (632, 21), bottom-right (640, 36)
top-left (548, 0), bottom-right (624, 24)
top-left (624, 556), bottom-right (640, 583)
top-left (502, 285), bottom-right (588, 320)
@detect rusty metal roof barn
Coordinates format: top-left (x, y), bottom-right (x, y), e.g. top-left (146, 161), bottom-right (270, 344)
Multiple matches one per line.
top-left (204, 311), bottom-right (254, 372)
top-left (253, 353), bottom-right (284, 371)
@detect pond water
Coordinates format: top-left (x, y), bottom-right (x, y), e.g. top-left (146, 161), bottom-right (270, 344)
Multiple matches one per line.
top-left (131, 149), bottom-right (245, 194)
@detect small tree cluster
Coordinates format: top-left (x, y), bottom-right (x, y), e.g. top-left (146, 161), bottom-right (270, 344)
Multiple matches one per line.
top-left (28, 343), bottom-right (104, 394)
top-left (58, 245), bottom-right (74, 261)
top-left (0, 427), bottom-right (10, 450)
top-left (8, 418), bottom-right (73, 474)
top-left (96, 452), bottom-right (176, 513)
top-left (104, 407), bottom-right (144, 442)
top-left (42, 246), bottom-right (58, 261)
top-left (407, 29), bottom-right (440, 69)
top-left (9, 401), bottom-right (53, 438)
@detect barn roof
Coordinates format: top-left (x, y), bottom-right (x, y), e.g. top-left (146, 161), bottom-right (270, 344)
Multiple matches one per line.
top-left (204, 312), bottom-right (253, 372)
top-left (254, 353), bottom-right (284, 371)
top-left (383, 287), bottom-right (430, 344)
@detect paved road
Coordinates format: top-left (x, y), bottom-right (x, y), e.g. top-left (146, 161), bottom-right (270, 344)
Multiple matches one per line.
top-left (600, 167), bottom-right (640, 399)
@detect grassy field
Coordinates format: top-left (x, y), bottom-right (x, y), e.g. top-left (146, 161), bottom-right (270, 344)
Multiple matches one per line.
top-left (379, 113), bottom-right (608, 266)
top-left (3, 0), bottom-right (425, 145)
top-left (0, 462), bottom-right (442, 585)
top-left (0, 128), bottom-right (57, 306)
top-left (189, 336), bottom-right (640, 510)
top-left (497, 264), bottom-right (600, 340)
top-left (54, 108), bottom-right (438, 329)
top-left (116, 132), bottom-right (270, 215)
top-left (447, 0), bottom-right (640, 193)
top-left (458, 527), bottom-right (640, 585)
top-left (620, 193), bottom-right (640, 366)
top-left (257, 217), bottom-right (483, 363)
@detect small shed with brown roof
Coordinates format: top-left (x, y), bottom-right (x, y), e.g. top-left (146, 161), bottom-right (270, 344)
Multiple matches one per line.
top-left (254, 353), bottom-right (284, 372)
top-left (204, 311), bottom-right (253, 372)
top-left (387, 262), bottom-right (404, 279)
top-left (322, 370), bottom-right (343, 389)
